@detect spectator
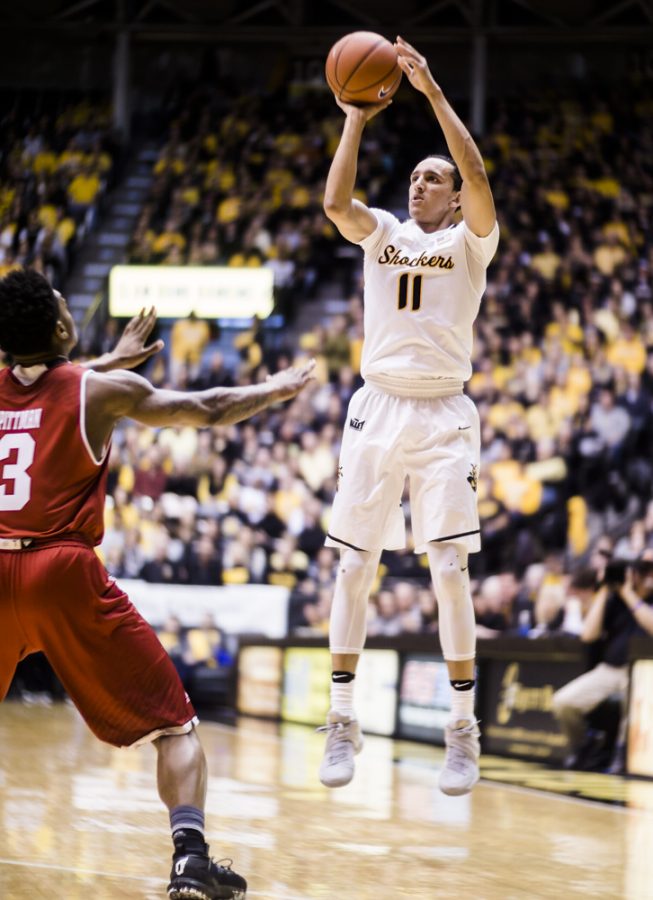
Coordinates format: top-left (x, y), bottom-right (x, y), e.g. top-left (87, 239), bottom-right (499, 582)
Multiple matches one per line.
top-left (367, 590), bottom-right (402, 637)
top-left (187, 534), bottom-right (223, 585)
top-left (527, 582), bottom-right (566, 638)
top-left (474, 576), bottom-right (510, 638)
top-left (169, 312), bottom-right (210, 383)
top-left (394, 582), bottom-right (422, 634)
top-left (552, 558), bottom-right (653, 772)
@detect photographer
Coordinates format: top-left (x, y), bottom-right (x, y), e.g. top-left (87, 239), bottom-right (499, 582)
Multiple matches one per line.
top-left (551, 556), bottom-right (653, 772)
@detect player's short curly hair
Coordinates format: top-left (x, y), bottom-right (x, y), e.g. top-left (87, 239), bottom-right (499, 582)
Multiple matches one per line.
top-left (0, 269), bottom-right (60, 356)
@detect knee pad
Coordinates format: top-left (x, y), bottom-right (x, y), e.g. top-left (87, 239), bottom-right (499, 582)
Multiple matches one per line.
top-left (427, 543), bottom-right (468, 601)
top-left (329, 547), bottom-right (381, 655)
top-left (426, 542), bottom-right (475, 661)
top-left (337, 547), bottom-right (380, 601)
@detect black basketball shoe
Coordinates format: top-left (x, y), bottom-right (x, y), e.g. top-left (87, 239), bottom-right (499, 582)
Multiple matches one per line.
top-left (167, 852), bottom-right (247, 900)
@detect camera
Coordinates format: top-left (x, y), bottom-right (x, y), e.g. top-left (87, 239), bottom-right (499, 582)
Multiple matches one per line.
top-left (602, 557), bottom-right (653, 587)
top-left (634, 559), bottom-right (653, 578)
top-left (603, 559), bottom-right (628, 586)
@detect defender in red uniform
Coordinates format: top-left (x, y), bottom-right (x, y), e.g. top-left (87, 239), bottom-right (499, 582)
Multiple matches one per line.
top-left (0, 269), bottom-right (314, 900)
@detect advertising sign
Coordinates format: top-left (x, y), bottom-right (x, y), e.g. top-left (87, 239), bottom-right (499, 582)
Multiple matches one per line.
top-left (281, 647), bottom-right (331, 726)
top-left (237, 646), bottom-right (283, 718)
top-left (109, 265), bottom-right (274, 319)
top-left (482, 658), bottom-right (583, 762)
top-left (398, 653), bottom-right (451, 744)
top-left (281, 647), bottom-right (399, 735)
top-left (627, 659), bottom-right (653, 777)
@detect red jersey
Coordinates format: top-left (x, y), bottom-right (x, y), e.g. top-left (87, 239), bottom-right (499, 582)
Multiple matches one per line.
top-left (0, 361), bottom-right (108, 544)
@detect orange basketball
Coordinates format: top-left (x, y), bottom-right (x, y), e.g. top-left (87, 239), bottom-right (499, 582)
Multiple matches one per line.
top-left (325, 31), bottom-right (402, 106)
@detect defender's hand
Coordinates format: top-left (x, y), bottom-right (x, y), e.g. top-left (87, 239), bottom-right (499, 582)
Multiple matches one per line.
top-left (266, 359), bottom-right (316, 401)
top-left (113, 307), bottom-right (164, 369)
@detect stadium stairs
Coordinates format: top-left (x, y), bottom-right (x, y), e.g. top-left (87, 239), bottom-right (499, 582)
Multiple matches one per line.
top-left (65, 144), bottom-right (159, 348)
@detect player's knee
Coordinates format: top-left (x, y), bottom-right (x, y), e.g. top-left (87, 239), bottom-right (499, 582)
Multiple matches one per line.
top-left (338, 548), bottom-right (378, 596)
top-left (428, 544), bottom-right (468, 597)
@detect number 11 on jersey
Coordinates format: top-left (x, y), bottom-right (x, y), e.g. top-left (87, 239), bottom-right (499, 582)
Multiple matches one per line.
top-left (397, 273), bottom-right (422, 311)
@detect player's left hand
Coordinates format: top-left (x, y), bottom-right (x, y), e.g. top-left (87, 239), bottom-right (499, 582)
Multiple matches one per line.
top-left (394, 36), bottom-right (439, 96)
top-left (334, 95), bottom-right (392, 122)
top-left (113, 307), bottom-right (164, 369)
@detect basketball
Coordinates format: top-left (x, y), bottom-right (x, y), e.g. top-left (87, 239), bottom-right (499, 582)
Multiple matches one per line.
top-left (325, 31), bottom-right (402, 106)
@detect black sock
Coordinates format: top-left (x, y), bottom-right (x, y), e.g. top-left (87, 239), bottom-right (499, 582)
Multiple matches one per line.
top-left (450, 679), bottom-right (475, 691)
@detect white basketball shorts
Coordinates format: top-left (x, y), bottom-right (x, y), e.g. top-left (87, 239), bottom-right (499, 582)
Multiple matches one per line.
top-left (326, 385), bottom-right (481, 554)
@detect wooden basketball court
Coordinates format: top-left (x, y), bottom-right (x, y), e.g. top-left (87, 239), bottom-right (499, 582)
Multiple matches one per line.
top-left (0, 701), bottom-right (650, 899)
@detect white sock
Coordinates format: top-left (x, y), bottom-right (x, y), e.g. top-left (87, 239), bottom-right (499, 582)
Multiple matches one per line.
top-left (450, 685), bottom-right (475, 724)
top-left (331, 678), bottom-right (356, 717)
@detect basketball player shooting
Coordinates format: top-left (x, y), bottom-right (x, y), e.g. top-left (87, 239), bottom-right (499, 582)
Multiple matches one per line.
top-left (0, 269), bottom-right (315, 900)
top-left (319, 36), bottom-right (499, 795)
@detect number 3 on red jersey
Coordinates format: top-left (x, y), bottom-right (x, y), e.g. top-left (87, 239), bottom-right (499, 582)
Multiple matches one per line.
top-left (0, 433), bottom-right (35, 511)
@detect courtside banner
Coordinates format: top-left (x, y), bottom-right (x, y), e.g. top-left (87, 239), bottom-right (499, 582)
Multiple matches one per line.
top-left (397, 653), bottom-right (451, 744)
top-left (237, 646), bottom-right (284, 719)
top-left (109, 266), bottom-right (274, 318)
top-left (481, 657), bottom-right (584, 763)
top-left (627, 659), bottom-right (653, 777)
top-left (280, 647), bottom-right (398, 734)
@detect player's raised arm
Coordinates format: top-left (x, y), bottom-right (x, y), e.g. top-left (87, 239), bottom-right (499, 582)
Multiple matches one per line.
top-left (395, 35), bottom-right (496, 238)
top-left (323, 99), bottom-right (389, 244)
top-left (84, 360), bottom-right (315, 457)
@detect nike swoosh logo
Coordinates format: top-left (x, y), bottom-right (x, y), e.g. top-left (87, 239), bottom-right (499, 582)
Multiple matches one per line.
top-left (332, 674), bottom-right (351, 681)
top-left (458, 425), bottom-right (471, 431)
top-left (378, 86), bottom-right (392, 98)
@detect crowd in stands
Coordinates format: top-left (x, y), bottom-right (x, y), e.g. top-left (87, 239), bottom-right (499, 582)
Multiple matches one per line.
top-left (0, 98), bottom-right (116, 288)
top-left (126, 86), bottom-right (398, 315)
top-left (3, 76), bottom-right (653, 649)
top-left (102, 76), bottom-right (653, 643)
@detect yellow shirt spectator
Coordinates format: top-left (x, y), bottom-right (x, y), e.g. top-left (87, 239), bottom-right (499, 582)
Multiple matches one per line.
top-left (152, 230), bottom-right (186, 255)
top-left (544, 188), bottom-right (569, 210)
top-left (58, 148), bottom-right (85, 171)
top-left (588, 177), bottom-right (620, 198)
top-left (489, 458), bottom-right (542, 515)
top-left (593, 240), bottom-right (627, 276)
top-left (68, 172), bottom-right (100, 205)
top-left (531, 245), bottom-right (561, 281)
top-left (170, 316), bottom-right (210, 368)
top-left (487, 399), bottom-right (525, 432)
top-left (57, 217), bottom-right (76, 246)
top-left (154, 156), bottom-right (185, 176)
top-left (566, 362), bottom-right (592, 400)
top-left (607, 331), bottom-right (647, 375)
top-left (38, 205), bottom-right (58, 229)
top-left (32, 150), bottom-right (58, 175)
top-left (216, 196), bottom-right (241, 224)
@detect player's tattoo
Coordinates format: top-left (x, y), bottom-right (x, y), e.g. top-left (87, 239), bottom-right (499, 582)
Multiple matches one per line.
top-left (157, 387), bottom-right (277, 426)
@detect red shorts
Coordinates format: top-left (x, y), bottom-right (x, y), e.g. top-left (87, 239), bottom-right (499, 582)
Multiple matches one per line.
top-left (0, 541), bottom-right (197, 747)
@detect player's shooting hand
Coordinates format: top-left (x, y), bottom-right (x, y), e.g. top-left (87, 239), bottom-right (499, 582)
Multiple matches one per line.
top-left (266, 358), bottom-right (316, 401)
top-left (334, 95), bottom-right (392, 123)
top-left (113, 307), bottom-right (165, 369)
top-left (394, 36), bottom-right (439, 96)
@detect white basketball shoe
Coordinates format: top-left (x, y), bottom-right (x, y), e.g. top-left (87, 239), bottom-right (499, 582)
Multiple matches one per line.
top-left (317, 709), bottom-right (364, 788)
top-left (439, 718), bottom-right (481, 796)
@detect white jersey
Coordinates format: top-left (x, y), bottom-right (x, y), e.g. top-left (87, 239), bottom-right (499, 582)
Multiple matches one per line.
top-left (357, 210), bottom-right (499, 396)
